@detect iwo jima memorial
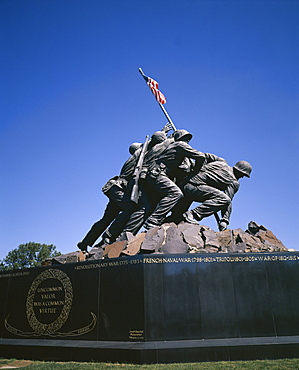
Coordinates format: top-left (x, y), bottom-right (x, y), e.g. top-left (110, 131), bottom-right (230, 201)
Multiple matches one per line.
top-left (1, 69), bottom-right (298, 364)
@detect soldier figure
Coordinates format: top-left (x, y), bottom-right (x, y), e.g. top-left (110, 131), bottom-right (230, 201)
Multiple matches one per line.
top-left (77, 143), bottom-right (142, 252)
top-left (77, 121), bottom-right (251, 251)
top-left (141, 130), bottom-right (207, 230)
top-left (119, 129), bottom-right (226, 235)
top-left (94, 130), bottom-right (171, 246)
top-left (169, 160), bottom-right (252, 231)
top-left (77, 126), bottom-right (171, 251)
top-left (111, 131), bottom-right (176, 236)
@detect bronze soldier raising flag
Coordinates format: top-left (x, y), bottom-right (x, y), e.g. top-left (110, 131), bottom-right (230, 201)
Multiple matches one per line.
top-left (77, 69), bottom-right (252, 252)
top-left (77, 126), bottom-right (172, 251)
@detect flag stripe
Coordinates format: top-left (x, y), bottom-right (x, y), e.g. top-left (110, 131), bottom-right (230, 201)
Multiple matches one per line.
top-left (142, 75), bottom-right (166, 104)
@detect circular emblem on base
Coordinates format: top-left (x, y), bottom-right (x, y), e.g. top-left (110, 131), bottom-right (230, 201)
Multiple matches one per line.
top-left (26, 269), bottom-right (73, 335)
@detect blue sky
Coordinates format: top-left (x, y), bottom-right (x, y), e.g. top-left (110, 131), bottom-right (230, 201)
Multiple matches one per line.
top-left (0, 0), bottom-right (298, 259)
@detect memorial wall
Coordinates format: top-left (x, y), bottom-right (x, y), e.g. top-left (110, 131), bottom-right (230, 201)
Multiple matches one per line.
top-left (1, 252), bottom-right (299, 344)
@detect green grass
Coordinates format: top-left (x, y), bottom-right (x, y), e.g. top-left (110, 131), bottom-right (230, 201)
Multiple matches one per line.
top-left (1, 358), bottom-right (299, 369)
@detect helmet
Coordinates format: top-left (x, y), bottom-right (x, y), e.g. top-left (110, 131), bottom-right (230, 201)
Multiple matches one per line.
top-left (151, 131), bottom-right (167, 144)
top-left (174, 129), bottom-right (193, 142)
top-left (129, 142), bottom-right (142, 155)
top-left (233, 161), bottom-right (252, 178)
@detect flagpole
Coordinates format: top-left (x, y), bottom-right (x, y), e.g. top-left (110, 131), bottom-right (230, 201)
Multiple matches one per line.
top-left (138, 68), bottom-right (177, 131)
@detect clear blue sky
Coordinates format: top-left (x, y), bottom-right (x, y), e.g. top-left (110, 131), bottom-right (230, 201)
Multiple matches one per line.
top-left (0, 0), bottom-right (298, 259)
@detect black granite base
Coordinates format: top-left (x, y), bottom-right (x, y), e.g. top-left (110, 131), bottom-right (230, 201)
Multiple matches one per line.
top-left (1, 252), bottom-right (299, 363)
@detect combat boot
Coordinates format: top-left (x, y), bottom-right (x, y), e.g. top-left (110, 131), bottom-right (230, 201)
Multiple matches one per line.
top-left (182, 211), bottom-right (200, 225)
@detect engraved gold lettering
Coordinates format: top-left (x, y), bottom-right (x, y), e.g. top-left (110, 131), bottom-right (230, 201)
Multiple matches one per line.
top-left (129, 259), bottom-right (142, 264)
top-left (129, 329), bottom-right (144, 340)
top-left (39, 308), bottom-right (56, 314)
top-left (33, 300), bottom-right (64, 307)
top-left (25, 269), bottom-right (73, 335)
top-left (0, 271), bottom-right (30, 279)
top-left (37, 286), bottom-right (62, 293)
top-left (143, 254), bottom-right (298, 264)
top-left (41, 293), bottom-right (56, 299)
top-left (73, 254), bottom-right (299, 267)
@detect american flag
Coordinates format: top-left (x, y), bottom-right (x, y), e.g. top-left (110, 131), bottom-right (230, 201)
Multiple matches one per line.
top-left (142, 74), bottom-right (167, 105)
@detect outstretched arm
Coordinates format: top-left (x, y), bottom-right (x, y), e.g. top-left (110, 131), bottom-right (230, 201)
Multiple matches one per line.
top-left (219, 181), bottom-right (240, 230)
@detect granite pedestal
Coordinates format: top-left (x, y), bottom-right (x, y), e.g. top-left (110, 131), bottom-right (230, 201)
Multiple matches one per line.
top-left (1, 252), bottom-right (299, 363)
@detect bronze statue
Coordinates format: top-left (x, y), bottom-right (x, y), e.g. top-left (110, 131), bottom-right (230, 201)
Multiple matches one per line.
top-left (77, 69), bottom-right (252, 251)
top-left (77, 147), bottom-right (141, 252)
top-left (142, 129), bottom-right (211, 230)
top-left (94, 130), bottom-right (172, 246)
top-left (77, 125), bottom-right (172, 251)
top-left (168, 160), bottom-right (252, 231)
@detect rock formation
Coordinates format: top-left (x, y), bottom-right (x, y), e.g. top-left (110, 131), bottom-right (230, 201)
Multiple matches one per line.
top-left (48, 221), bottom-right (289, 265)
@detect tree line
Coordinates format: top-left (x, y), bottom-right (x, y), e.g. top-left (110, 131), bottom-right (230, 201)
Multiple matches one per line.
top-left (0, 242), bottom-right (61, 271)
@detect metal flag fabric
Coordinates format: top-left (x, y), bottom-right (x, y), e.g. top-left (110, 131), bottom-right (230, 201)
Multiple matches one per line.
top-left (142, 74), bottom-right (167, 104)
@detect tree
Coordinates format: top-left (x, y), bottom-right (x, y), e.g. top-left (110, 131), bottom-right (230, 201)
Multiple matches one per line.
top-left (0, 242), bottom-right (61, 271)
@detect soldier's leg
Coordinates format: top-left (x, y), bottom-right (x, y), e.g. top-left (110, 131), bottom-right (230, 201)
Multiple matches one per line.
top-left (123, 186), bottom-right (156, 235)
top-left (144, 175), bottom-right (183, 229)
top-left (123, 207), bottom-right (149, 234)
top-left (78, 200), bottom-right (121, 250)
top-left (184, 184), bottom-right (231, 222)
top-left (102, 194), bottom-right (139, 243)
top-left (77, 186), bottom-right (125, 250)
top-left (165, 190), bottom-right (194, 224)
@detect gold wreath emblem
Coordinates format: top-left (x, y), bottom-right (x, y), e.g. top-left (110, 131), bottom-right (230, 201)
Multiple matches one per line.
top-left (5, 268), bottom-right (97, 337)
top-left (26, 269), bottom-right (73, 335)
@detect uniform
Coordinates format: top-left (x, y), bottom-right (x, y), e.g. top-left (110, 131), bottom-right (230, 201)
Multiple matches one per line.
top-left (170, 161), bottom-right (240, 226)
